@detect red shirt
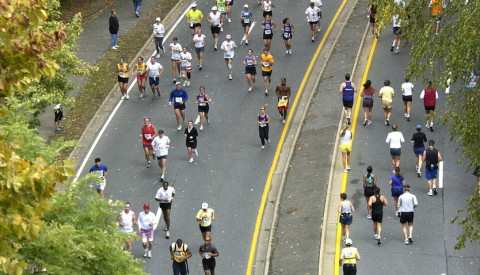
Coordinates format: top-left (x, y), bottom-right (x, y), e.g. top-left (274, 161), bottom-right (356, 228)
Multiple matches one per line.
top-left (423, 88), bottom-right (436, 107)
top-left (142, 124), bottom-right (155, 145)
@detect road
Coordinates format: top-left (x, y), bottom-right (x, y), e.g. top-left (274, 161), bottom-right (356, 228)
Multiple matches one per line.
top-left (75, 0), bottom-right (345, 274)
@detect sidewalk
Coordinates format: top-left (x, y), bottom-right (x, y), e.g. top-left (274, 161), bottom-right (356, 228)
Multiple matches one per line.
top-left (37, 0), bottom-right (164, 139)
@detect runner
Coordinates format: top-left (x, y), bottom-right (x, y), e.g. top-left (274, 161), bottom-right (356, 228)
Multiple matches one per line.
top-left (153, 17), bottom-right (165, 58)
top-left (170, 239), bottom-right (192, 275)
top-left (281, 18), bottom-right (295, 54)
top-left (389, 167), bottom-right (406, 217)
top-left (169, 37), bottom-right (183, 84)
top-left (185, 120), bottom-right (199, 163)
top-left (390, 14), bottom-right (402, 54)
top-left (305, 1), bottom-right (321, 42)
top-left (257, 104), bottom-right (271, 150)
top-left (261, 48), bottom-right (274, 95)
top-left (240, 4), bottom-right (254, 45)
top-left (261, 0), bottom-right (275, 18)
top-left (117, 202), bottom-right (137, 251)
top-left (139, 118), bottom-right (157, 168)
top-left (146, 56), bottom-right (164, 99)
top-left (398, 185), bottom-right (418, 245)
top-left (430, 0), bottom-right (443, 34)
top-left (339, 125), bottom-right (352, 173)
top-left (207, 6), bottom-right (222, 50)
top-left (378, 79), bottom-right (394, 125)
top-left (169, 82), bottom-right (188, 131)
top-left (362, 166), bottom-right (377, 219)
top-left (89, 157), bottom-right (108, 197)
top-left (244, 49), bottom-right (258, 92)
top-left (186, 3), bottom-right (203, 36)
top-left (180, 46), bottom-right (193, 87)
top-left (261, 14), bottom-right (276, 51)
top-left (311, 0), bottom-right (323, 32)
top-left (138, 203), bottom-right (157, 258)
top-left (368, 3), bottom-right (378, 38)
top-left (117, 57), bottom-right (129, 100)
top-left (152, 129), bottom-right (170, 181)
top-left (196, 202), bottom-right (215, 240)
top-left (199, 237), bottom-right (219, 275)
top-left (339, 239), bottom-right (361, 274)
top-left (221, 34), bottom-right (237, 80)
top-left (338, 193), bottom-right (355, 241)
top-left (401, 75), bottom-right (414, 121)
top-left (422, 139), bottom-right (442, 196)
top-left (360, 80), bottom-right (375, 126)
top-left (385, 123), bottom-right (405, 171)
top-left (216, 0), bottom-right (227, 31)
top-left (195, 86), bottom-right (211, 131)
top-left (339, 73), bottom-right (357, 125)
top-left (368, 187), bottom-right (388, 245)
top-left (226, 0), bottom-right (234, 23)
top-left (275, 77), bottom-right (291, 124)
top-left (155, 181), bottom-right (175, 238)
top-left (411, 125), bottom-right (427, 177)
top-left (53, 103), bottom-right (63, 131)
top-left (131, 57), bottom-right (147, 98)
top-left (420, 81), bottom-right (438, 131)
top-left (193, 28), bottom-right (207, 70)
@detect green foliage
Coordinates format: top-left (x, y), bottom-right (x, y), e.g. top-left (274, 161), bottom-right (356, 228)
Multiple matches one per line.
top-left (17, 177), bottom-right (145, 275)
top-left (451, 191), bottom-right (480, 250)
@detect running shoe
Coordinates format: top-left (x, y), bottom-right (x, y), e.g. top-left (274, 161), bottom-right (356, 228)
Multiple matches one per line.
top-left (375, 33), bottom-right (379, 38)
top-left (404, 113), bottom-right (407, 117)
top-left (228, 17), bottom-right (231, 23)
top-left (125, 94), bottom-right (129, 100)
top-left (147, 161), bottom-right (151, 168)
top-left (367, 120), bottom-right (372, 125)
top-left (391, 45), bottom-right (394, 52)
top-left (114, 45), bottom-right (119, 48)
top-left (161, 175), bottom-right (164, 182)
top-left (246, 39), bottom-right (249, 45)
top-left (199, 125), bottom-right (203, 131)
top-left (433, 188), bottom-right (437, 195)
top-left (408, 237), bottom-right (413, 244)
top-left (395, 48), bottom-right (400, 54)
top-left (417, 170), bottom-right (421, 177)
top-left (166, 231), bottom-right (170, 239)
top-left (172, 78), bottom-right (176, 84)
top-left (120, 95), bottom-right (125, 100)
top-left (312, 37), bottom-right (315, 42)
top-left (177, 125), bottom-right (182, 131)
top-left (377, 239), bottom-right (381, 245)
top-left (363, 120), bottom-right (367, 126)
top-left (288, 49), bottom-right (292, 55)
top-left (199, 65), bottom-right (202, 70)
top-left (404, 239), bottom-right (410, 245)
top-left (282, 119), bottom-right (286, 124)
top-left (248, 87), bottom-right (252, 92)
top-left (374, 234), bottom-right (378, 239)
top-left (214, 45), bottom-right (218, 50)
top-left (285, 50), bottom-right (289, 54)
top-left (135, 12), bottom-right (139, 18)
top-left (346, 117), bottom-right (351, 125)
top-left (430, 125), bottom-right (434, 132)
top-left (56, 127), bottom-right (62, 131)
top-left (139, 93), bottom-right (144, 98)
top-left (228, 74), bottom-right (233, 80)
top-left (187, 81), bottom-right (190, 86)
top-left (220, 27), bottom-right (223, 32)
top-left (428, 190), bottom-right (434, 196)
top-left (367, 214), bottom-right (372, 219)
top-left (347, 166), bottom-right (351, 170)
top-left (156, 53), bottom-right (160, 58)
top-left (344, 169), bottom-right (347, 173)
top-left (261, 145), bottom-right (265, 150)
top-left (267, 139), bottom-right (271, 144)
top-left (206, 118), bottom-right (210, 123)
top-left (164, 224), bottom-right (168, 231)
top-left (396, 211), bottom-right (400, 218)
top-left (265, 89), bottom-right (268, 95)
top-left (147, 251), bottom-right (152, 258)
top-left (189, 157), bottom-right (194, 163)
top-left (183, 81), bottom-right (187, 86)
top-left (143, 250), bottom-right (148, 258)
top-left (386, 119), bottom-right (390, 125)
top-left (111, 46), bottom-right (117, 50)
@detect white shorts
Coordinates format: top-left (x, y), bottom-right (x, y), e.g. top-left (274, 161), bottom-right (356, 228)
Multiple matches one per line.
top-left (95, 180), bottom-right (106, 190)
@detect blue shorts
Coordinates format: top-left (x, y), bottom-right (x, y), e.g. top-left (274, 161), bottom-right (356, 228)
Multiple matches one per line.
top-left (413, 147), bottom-right (425, 156)
top-left (426, 168), bottom-right (438, 180)
top-left (149, 76), bottom-right (159, 87)
top-left (339, 214), bottom-right (353, 225)
top-left (391, 187), bottom-right (403, 197)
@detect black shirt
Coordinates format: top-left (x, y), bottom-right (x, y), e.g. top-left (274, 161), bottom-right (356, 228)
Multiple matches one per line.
top-left (411, 132), bottom-right (427, 148)
top-left (199, 244), bottom-right (218, 259)
top-left (109, 15), bottom-right (119, 34)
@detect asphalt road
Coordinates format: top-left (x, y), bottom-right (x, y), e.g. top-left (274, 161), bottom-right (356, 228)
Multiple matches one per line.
top-left (76, 0), bottom-right (344, 274)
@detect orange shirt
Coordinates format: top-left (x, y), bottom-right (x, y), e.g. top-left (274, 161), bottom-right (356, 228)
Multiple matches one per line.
top-left (261, 54), bottom-right (274, 72)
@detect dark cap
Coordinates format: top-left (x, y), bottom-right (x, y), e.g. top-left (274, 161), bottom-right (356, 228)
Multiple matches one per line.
top-left (173, 37), bottom-right (178, 40)
top-left (158, 129), bottom-right (164, 134)
top-left (404, 184), bottom-right (411, 189)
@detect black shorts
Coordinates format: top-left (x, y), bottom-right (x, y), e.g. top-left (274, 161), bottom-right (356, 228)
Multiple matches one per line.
top-left (390, 148), bottom-right (401, 157)
top-left (202, 258), bottom-right (216, 271)
top-left (174, 104), bottom-right (186, 110)
top-left (210, 25), bottom-right (220, 34)
top-left (400, 212), bottom-right (414, 224)
top-left (245, 66), bottom-right (257, 75)
top-left (424, 105), bottom-right (435, 111)
top-left (118, 76), bottom-right (128, 83)
top-left (362, 98), bottom-right (373, 108)
top-left (402, 95), bottom-right (413, 102)
top-left (262, 70), bottom-right (272, 77)
top-left (190, 23), bottom-right (201, 29)
top-left (282, 33), bottom-right (292, 40)
top-left (371, 210), bottom-right (383, 223)
top-left (160, 202), bottom-right (172, 210)
top-left (157, 155), bottom-right (167, 160)
top-left (343, 100), bottom-right (354, 108)
top-left (172, 261), bottom-right (188, 275)
top-left (263, 11), bottom-right (272, 17)
top-left (228, 0), bottom-right (233, 5)
top-left (54, 110), bottom-right (63, 122)
top-left (198, 105), bottom-right (209, 113)
top-left (199, 224), bottom-right (211, 232)
top-left (187, 140), bottom-right (197, 149)
top-left (242, 22), bottom-right (251, 28)
top-left (393, 27), bottom-right (402, 35)
top-left (369, 17), bottom-right (376, 23)
top-left (364, 186), bottom-right (375, 197)
top-left (263, 33), bottom-right (273, 40)
top-left (309, 21), bottom-right (318, 26)
top-left (343, 264), bottom-right (357, 274)
top-left (149, 76), bottom-right (159, 87)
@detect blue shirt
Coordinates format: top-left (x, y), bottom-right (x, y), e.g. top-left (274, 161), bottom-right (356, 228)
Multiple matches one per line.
top-left (343, 82), bottom-right (354, 101)
top-left (89, 164), bottom-right (107, 178)
top-left (390, 175), bottom-right (404, 189)
top-left (169, 88), bottom-right (188, 107)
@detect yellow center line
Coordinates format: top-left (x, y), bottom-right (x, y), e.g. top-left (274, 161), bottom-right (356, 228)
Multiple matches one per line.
top-left (333, 33), bottom-right (380, 275)
top-left (245, 0), bottom-right (349, 273)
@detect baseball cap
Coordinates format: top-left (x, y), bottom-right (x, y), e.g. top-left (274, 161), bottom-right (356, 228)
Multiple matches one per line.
top-left (175, 81), bottom-right (182, 85)
top-left (244, 4), bottom-right (249, 8)
top-left (173, 37), bottom-right (178, 40)
top-left (202, 202), bottom-right (208, 209)
top-left (158, 129), bottom-right (164, 134)
top-left (404, 184), bottom-right (411, 189)
top-left (143, 203), bottom-right (151, 209)
top-left (156, 17), bottom-right (161, 21)
top-left (416, 125), bottom-right (422, 130)
top-left (226, 34), bottom-right (232, 39)
top-left (345, 238), bottom-right (353, 245)
top-left (191, 3), bottom-right (197, 7)
top-left (211, 6), bottom-right (217, 10)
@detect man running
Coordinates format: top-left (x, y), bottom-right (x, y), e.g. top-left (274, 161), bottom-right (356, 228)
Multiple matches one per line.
top-left (170, 239), bottom-right (192, 275)
top-left (420, 81), bottom-right (438, 131)
top-left (139, 117), bottom-right (157, 168)
top-left (180, 46), bottom-right (193, 87)
top-left (193, 28), bottom-right (207, 70)
top-left (153, 17), bottom-right (165, 58)
top-left (138, 203), bottom-right (157, 258)
top-left (275, 78), bottom-right (291, 124)
top-left (169, 82), bottom-right (189, 131)
top-left (339, 239), bottom-right (361, 274)
top-left (89, 157), bottom-right (108, 197)
top-left (339, 73), bottom-right (357, 125)
top-left (207, 7), bottom-right (222, 50)
top-left (196, 202), bottom-right (215, 240)
top-left (378, 79), bottom-right (394, 125)
top-left (305, 1), bottom-right (321, 42)
top-left (422, 139), bottom-right (442, 196)
top-left (368, 187), bottom-right (388, 245)
top-left (146, 56), bottom-right (164, 99)
top-left (117, 202), bottom-right (137, 251)
top-left (155, 181), bottom-right (175, 238)
top-left (170, 37), bottom-right (182, 84)
top-left (411, 125), bottom-right (427, 177)
top-left (152, 129), bottom-right (170, 181)
top-left (221, 34), bottom-right (237, 80)
top-left (398, 185), bottom-right (418, 245)
top-left (186, 4), bottom-right (203, 36)
top-left (401, 75), bottom-right (414, 120)
top-left (199, 237), bottom-right (219, 275)
top-left (261, 48), bottom-right (274, 95)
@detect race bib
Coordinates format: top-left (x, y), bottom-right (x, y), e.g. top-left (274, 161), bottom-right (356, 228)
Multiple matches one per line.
top-left (175, 97), bottom-right (183, 103)
top-left (203, 252), bottom-right (211, 259)
top-left (345, 251), bottom-right (354, 257)
top-left (264, 29), bottom-right (272, 35)
top-left (118, 72), bottom-right (125, 78)
top-left (247, 61), bottom-right (253, 66)
top-left (144, 134), bottom-right (152, 140)
top-left (279, 96), bottom-right (286, 102)
top-left (199, 102), bottom-right (206, 106)
top-left (263, 62), bottom-right (270, 67)
top-left (174, 252), bottom-right (183, 258)
top-left (225, 54), bottom-right (231, 58)
top-left (182, 59), bottom-right (188, 66)
top-left (203, 217), bottom-right (211, 222)
top-left (283, 32), bottom-right (290, 38)
top-left (244, 18), bottom-right (250, 24)
top-left (192, 18), bottom-right (198, 23)
top-left (138, 69), bottom-right (144, 75)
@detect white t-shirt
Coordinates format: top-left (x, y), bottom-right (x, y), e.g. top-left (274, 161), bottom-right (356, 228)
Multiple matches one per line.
top-left (147, 62), bottom-right (163, 78)
top-left (393, 15), bottom-right (401, 27)
top-left (398, 192), bottom-right (418, 212)
top-left (137, 211), bottom-right (156, 230)
top-left (386, 131), bottom-right (405, 148)
top-left (193, 34), bottom-right (207, 48)
top-left (209, 12), bottom-right (221, 26)
top-left (170, 43), bottom-right (182, 60)
top-left (180, 52), bottom-right (192, 67)
top-left (152, 135), bottom-right (170, 156)
top-left (221, 40), bottom-right (236, 58)
top-left (119, 210), bottom-right (135, 233)
top-left (401, 82), bottom-right (414, 96)
top-left (263, 1), bottom-right (273, 12)
top-left (155, 186), bottom-right (176, 202)
top-left (305, 6), bottom-right (321, 22)
top-left (340, 130), bottom-right (352, 144)
top-left (153, 23), bottom-right (165, 37)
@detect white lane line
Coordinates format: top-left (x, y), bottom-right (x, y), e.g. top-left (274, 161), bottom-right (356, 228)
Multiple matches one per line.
top-left (153, 206), bottom-right (163, 230)
top-left (239, 21), bottom-right (256, 44)
top-left (194, 115), bottom-right (200, 124)
top-left (74, 4), bottom-right (194, 182)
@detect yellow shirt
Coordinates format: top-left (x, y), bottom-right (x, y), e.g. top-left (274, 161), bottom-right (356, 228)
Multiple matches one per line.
top-left (186, 9), bottom-right (203, 24)
top-left (196, 208), bottom-right (214, 227)
top-left (217, 0), bottom-right (226, 13)
top-left (379, 86), bottom-right (394, 102)
top-left (117, 63), bottom-right (128, 78)
top-left (342, 247), bottom-right (358, 264)
top-left (171, 243), bottom-right (188, 263)
top-left (135, 63), bottom-right (146, 76)
top-left (261, 54), bottom-right (274, 72)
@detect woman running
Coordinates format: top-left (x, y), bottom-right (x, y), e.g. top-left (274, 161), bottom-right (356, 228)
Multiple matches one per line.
top-left (363, 166), bottom-right (377, 219)
top-left (117, 57), bottom-right (129, 100)
top-left (401, 75), bottom-right (414, 121)
top-left (281, 18), bottom-right (295, 54)
top-left (257, 104), bottom-right (271, 150)
top-left (261, 14), bottom-right (276, 51)
top-left (240, 4), bottom-right (254, 45)
top-left (195, 86), bottom-right (211, 131)
top-left (389, 167), bottom-right (406, 217)
top-left (132, 57), bottom-right (147, 97)
top-left (360, 80), bottom-right (375, 126)
top-left (180, 46), bottom-right (193, 87)
top-left (185, 120), bottom-right (198, 163)
top-left (339, 124), bottom-right (352, 173)
top-left (261, 0), bottom-right (274, 18)
top-left (244, 49), bottom-right (258, 92)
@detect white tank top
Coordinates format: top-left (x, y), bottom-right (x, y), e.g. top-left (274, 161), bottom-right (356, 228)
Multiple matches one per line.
top-left (119, 210), bottom-right (134, 232)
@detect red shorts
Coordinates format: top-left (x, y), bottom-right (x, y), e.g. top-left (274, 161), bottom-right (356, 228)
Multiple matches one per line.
top-left (137, 74), bottom-right (147, 80)
top-left (277, 98), bottom-right (289, 111)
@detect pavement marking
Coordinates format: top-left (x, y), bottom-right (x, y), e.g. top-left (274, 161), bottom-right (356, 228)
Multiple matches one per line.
top-left (239, 21), bottom-right (256, 44)
top-left (153, 206), bottom-right (162, 230)
top-left (245, 0), bottom-right (349, 273)
top-left (194, 114), bottom-right (200, 124)
top-left (73, 4), bottom-right (194, 182)
top-left (333, 30), bottom-right (379, 275)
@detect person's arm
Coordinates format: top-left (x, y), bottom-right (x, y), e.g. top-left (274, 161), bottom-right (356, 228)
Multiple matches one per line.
top-left (413, 196), bottom-right (418, 208)
top-left (185, 247), bottom-right (192, 259)
top-left (207, 14), bottom-right (213, 24)
top-left (205, 94), bottom-right (211, 103)
top-left (372, 174), bottom-right (377, 186)
top-left (438, 151), bottom-right (442, 162)
top-left (385, 134), bottom-right (390, 144)
top-left (397, 197), bottom-right (402, 209)
top-left (367, 196), bottom-right (373, 209)
top-left (382, 195), bottom-right (388, 206)
top-left (272, 21), bottom-right (277, 28)
top-left (137, 214), bottom-right (144, 233)
top-left (269, 56), bottom-right (274, 66)
top-left (275, 86), bottom-right (280, 97)
top-left (170, 244), bottom-right (175, 260)
top-left (350, 201), bottom-right (355, 212)
top-left (435, 91), bottom-right (439, 99)
top-left (192, 128), bottom-right (198, 138)
top-left (400, 133), bottom-right (405, 143)
top-left (210, 247), bottom-right (219, 257)
top-left (337, 202), bottom-right (342, 213)
top-left (132, 212), bottom-right (137, 226)
top-left (152, 125), bottom-right (158, 137)
top-left (257, 114), bottom-right (261, 124)
top-left (117, 213), bottom-right (123, 226)
top-left (422, 150), bottom-right (426, 162)
top-left (339, 250), bottom-right (344, 266)
top-left (362, 174), bottom-right (367, 187)
top-left (155, 188), bottom-right (162, 202)
top-left (356, 249), bottom-right (361, 261)
top-left (266, 114), bottom-right (271, 124)
top-left (339, 83), bottom-right (344, 93)
top-left (157, 66), bottom-right (164, 78)
top-left (199, 247), bottom-right (204, 258)
top-left (211, 210), bottom-right (215, 221)
top-left (196, 210), bottom-right (202, 222)
top-left (389, 179), bottom-right (393, 186)
top-left (420, 89), bottom-right (425, 99)
top-left (402, 179), bottom-right (406, 187)
top-left (169, 91), bottom-right (174, 106)
top-left (253, 56), bottom-right (258, 65)
top-left (352, 82), bottom-right (357, 93)
top-left (411, 134), bottom-right (415, 144)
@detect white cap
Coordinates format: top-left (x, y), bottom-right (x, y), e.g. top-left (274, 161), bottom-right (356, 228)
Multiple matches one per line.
top-left (156, 17), bottom-right (161, 21)
top-left (244, 4), bottom-right (249, 8)
top-left (345, 238), bottom-right (353, 245)
top-left (211, 6), bottom-right (217, 10)
top-left (202, 202), bottom-right (208, 209)
top-left (191, 3), bottom-right (197, 7)
top-left (175, 81), bottom-right (182, 85)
